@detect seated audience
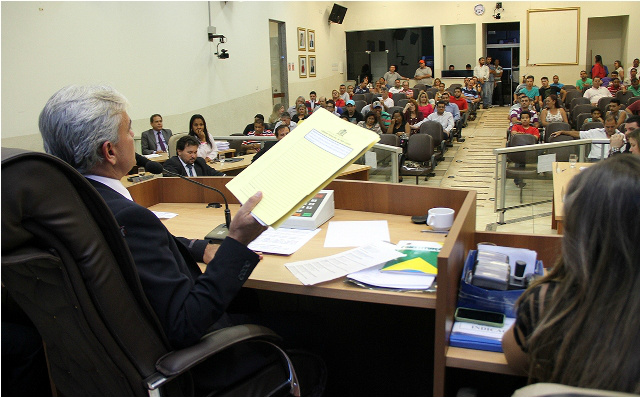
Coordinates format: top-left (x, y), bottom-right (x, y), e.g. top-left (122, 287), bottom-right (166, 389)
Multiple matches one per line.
top-left (462, 79), bottom-right (481, 120)
top-left (242, 114), bottom-right (264, 135)
top-left (613, 59), bottom-right (624, 81)
top-left (419, 101), bottom-right (454, 139)
top-left (606, 99), bottom-right (627, 129)
top-left (434, 82), bottom-right (446, 102)
top-left (627, 128), bottom-right (640, 155)
top-left (441, 92), bottom-right (461, 122)
top-left (354, 77), bottom-right (370, 94)
top-left (509, 94), bottom-right (540, 129)
top-left (370, 80), bottom-right (384, 95)
top-left (389, 79), bottom-right (403, 94)
top-left (326, 100), bottom-right (342, 116)
top-left (401, 80), bottom-right (414, 98)
top-left (502, 155), bottom-right (640, 394)
top-left (141, 113), bottom-right (172, 154)
top-left (339, 84), bottom-right (349, 102)
top-left (450, 87), bottom-right (469, 118)
top-left (585, 107), bottom-right (604, 124)
top-left (416, 90), bottom-right (434, 119)
top-left (583, 77), bottom-right (612, 105)
top-left (511, 111), bottom-right (540, 140)
top-left (403, 99), bottom-right (424, 133)
top-left (576, 70), bottom-right (592, 91)
top-left (623, 68), bottom-right (637, 86)
top-left (273, 112), bottom-right (297, 131)
top-left (332, 89), bottom-right (346, 109)
top-left (268, 104), bottom-right (285, 125)
top-left (242, 120), bottom-right (274, 154)
top-left (601, 70), bottom-right (618, 87)
top-left (343, 100), bottom-right (364, 124)
top-left (550, 75), bottom-right (565, 91)
top-left (379, 88), bottom-right (394, 110)
top-left (607, 77), bottom-right (624, 95)
top-left (287, 96), bottom-right (305, 117)
top-left (387, 110), bottom-right (410, 136)
top-left (538, 76), bottom-right (566, 108)
top-left (164, 135), bottom-right (224, 176)
top-left (372, 103), bottom-right (391, 130)
top-left (626, 78), bottom-right (640, 96)
top-left (291, 103), bottom-right (308, 123)
top-left (188, 114), bottom-right (218, 163)
top-left (519, 76), bottom-right (541, 109)
top-left (626, 98), bottom-right (640, 116)
top-left (251, 124), bottom-right (290, 163)
top-left (357, 111), bottom-right (382, 134)
top-left (306, 91), bottom-right (320, 114)
top-left (540, 94), bottom-right (569, 129)
top-left (346, 84), bottom-right (355, 99)
top-left (610, 115), bottom-right (640, 155)
top-left (550, 115), bottom-right (621, 160)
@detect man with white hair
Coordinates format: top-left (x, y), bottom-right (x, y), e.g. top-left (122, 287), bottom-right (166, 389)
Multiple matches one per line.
top-left (38, 85), bottom-right (325, 395)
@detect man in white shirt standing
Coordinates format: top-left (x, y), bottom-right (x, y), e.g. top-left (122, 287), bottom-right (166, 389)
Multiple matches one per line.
top-left (550, 116), bottom-right (622, 161)
top-left (414, 60), bottom-right (434, 87)
top-left (583, 77), bottom-right (612, 105)
top-left (473, 57), bottom-right (491, 109)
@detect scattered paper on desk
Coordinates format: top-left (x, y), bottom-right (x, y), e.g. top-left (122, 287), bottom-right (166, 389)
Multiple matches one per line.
top-left (347, 264), bottom-right (435, 290)
top-left (152, 211), bottom-right (178, 219)
top-left (324, 220), bottom-right (390, 247)
top-left (285, 241), bottom-right (403, 285)
top-left (145, 153), bottom-right (161, 158)
top-left (248, 227), bottom-right (320, 256)
top-left (477, 244), bottom-right (537, 277)
top-left (452, 317), bottom-right (515, 340)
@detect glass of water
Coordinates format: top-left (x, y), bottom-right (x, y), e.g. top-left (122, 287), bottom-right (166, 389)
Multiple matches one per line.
top-left (218, 152), bottom-right (225, 164)
top-left (569, 154), bottom-right (578, 168)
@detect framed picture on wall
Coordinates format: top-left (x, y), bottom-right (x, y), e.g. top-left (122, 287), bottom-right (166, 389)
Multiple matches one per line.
top-left (299, 55), bottom-right (307, 78)
top-left (308, 29), bottom-right (316, 52)
top-left (297, 27), bottom-right (306, 51)
top-left (308, 55), bottom-right (316, 77)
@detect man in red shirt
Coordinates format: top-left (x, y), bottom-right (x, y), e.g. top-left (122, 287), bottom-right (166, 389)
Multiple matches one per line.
top-left (451, 87), bottom-right (469, 127)
top-left (511, 111), bottom-right (540, 140)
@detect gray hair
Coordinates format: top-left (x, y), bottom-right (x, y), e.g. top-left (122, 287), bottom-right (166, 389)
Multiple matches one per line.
top-left (39, 85), bottom-right (129, 173)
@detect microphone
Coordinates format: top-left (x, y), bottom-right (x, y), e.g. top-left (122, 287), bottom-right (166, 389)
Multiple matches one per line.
top-left (144, 162), bottom-right (232, 242)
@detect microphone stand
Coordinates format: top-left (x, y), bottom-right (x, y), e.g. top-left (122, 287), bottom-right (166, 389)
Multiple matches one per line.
top-left (145, 161), bottom-right (231, 242)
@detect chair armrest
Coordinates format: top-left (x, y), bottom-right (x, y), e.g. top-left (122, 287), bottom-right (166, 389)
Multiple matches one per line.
top-left (155, 324), bottom-right (281, 377)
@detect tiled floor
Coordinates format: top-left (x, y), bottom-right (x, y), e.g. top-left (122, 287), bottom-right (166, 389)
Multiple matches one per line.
top-left (370, 106), bottom-right (558, 235)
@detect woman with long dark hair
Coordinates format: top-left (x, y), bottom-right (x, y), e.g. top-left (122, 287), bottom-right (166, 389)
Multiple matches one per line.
top-left (591, 54), bottom-right (606, 79)
top-left (188, 114), bottom-right (218, 163)
top-left (503, 155), bottom-right (640, 393)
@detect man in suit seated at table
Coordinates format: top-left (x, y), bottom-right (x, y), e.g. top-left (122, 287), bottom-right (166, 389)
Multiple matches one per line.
top-left (38, 85), bottom-right (302, 394)
top-left (164, 135), bottom-right (225, 176)
top-left (251, 124), bottom-right (290, 163)
top-left (140, 113), bottom-right (172, 154)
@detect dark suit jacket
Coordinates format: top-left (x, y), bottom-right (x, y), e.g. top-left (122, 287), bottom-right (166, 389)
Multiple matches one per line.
top-left (251, 140), bottom-right (278, 163)
top-left (141, 129), bottom-right (172, 155)
top-left (88, 179), bottom-right (259, 348)
top-left (163, 156), bottom-right (224, 177)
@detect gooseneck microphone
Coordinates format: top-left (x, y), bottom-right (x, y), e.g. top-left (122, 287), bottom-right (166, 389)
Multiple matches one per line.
top-left (142, 157), bottom-right (231, 242)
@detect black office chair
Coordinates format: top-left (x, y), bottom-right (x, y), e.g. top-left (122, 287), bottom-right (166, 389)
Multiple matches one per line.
top-left (419, 121), bottom-right (447, 159)
top-left (352, 93), bottom-right (365, 102)
top-left (392, 93), bottom-right (407, 104)
top-left (575, 113), bottom-right (592, 131)
top-left (396, 99), bottom-right (410, 109)
top-left (505, 134), bottom-right (538, 203)
top-left (581, 121), bottom-right (604, 131)
top-left (616, 90), bottom-right (633, 105)
top-left (567, 93), bottom-right (588, 112)
top-left (399, 134), bottom-right (436, 184)
top-left (354, 100), bottom-right (367, 113)
top-left (229, 133), bottom-right (246, 156)
top-left (627, 96), bottom-right (640, 107)
top-left (597, 97), bottom-right (614, 114)
top-left (571, 104), bottom-right (594, 129)
top-left (548, 134), bottom-right (577, 162)
top-left (363, 92), bottom-right (375, 104)
top-left (412, 84), bottom-right (427, 93)
top-left (543, 122), bottom-right (570, 143)
top-left (1, 148), bottom-right (302, 397)
top-left (387, 106), bottom-right (403, 115)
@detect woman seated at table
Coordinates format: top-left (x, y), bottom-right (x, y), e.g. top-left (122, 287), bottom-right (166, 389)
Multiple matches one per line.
top-left (188, 114), bottom-right (218, 163)
top-left (268, 103), bottom-right (285, 125)
top-left (387, 110), bottom-right (410, 136)
top-left (357, 111), bottom-right (382, 134)
top-left (502, 155), bottom-right (640, 393)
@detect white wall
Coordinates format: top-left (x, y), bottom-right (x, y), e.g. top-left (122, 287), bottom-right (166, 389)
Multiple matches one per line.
top-left (1, 1), bottom-right (347, 151)
top-left (442, 24), bottom-right (476, 71)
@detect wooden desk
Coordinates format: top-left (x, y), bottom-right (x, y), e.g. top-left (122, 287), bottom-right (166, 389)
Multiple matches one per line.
top-left (551, 162), bottom-right (592, 234)
top-left (126, 178), bottom-right (562, 396)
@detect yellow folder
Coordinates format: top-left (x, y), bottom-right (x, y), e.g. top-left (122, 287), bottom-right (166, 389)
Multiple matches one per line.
top-left (226, 108), bottom-right (380, 227)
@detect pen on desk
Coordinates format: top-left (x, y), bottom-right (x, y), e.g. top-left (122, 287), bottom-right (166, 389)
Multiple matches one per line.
top-left (421, 230), bottom-right (448, 234)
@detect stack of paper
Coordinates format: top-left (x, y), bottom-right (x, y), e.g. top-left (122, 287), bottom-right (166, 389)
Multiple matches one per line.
top-left (248, 227), bottom-right (320, 256)
top-left (449, 317), bottom-right (515, 353)
top-left (216, 141), bottom-right (230, 151)
top-left (347, 264), bottom-right (435, 290)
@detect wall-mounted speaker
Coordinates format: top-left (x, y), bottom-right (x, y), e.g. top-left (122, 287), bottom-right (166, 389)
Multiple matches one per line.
top-left (328, 4), bottom-right (347, 24)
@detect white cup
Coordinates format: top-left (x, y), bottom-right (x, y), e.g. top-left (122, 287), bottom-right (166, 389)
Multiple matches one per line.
top-left (427, 207), bottom-right (455, 231)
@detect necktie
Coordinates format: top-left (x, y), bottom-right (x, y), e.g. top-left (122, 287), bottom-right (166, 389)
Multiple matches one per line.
top-left (186, 164), bottom-right (194, 177)
top-left (157, 131), bottom-right (166, 151)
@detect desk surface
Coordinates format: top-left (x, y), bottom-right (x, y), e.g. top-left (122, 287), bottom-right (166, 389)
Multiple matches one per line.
top-left (552, 162), bottom-right (593, 224)
top-left (151, 202), bottom-right (440, 308)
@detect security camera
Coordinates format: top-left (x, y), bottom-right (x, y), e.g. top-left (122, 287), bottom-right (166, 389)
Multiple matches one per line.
top-left (217, 49), bottom-right (229, 59)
